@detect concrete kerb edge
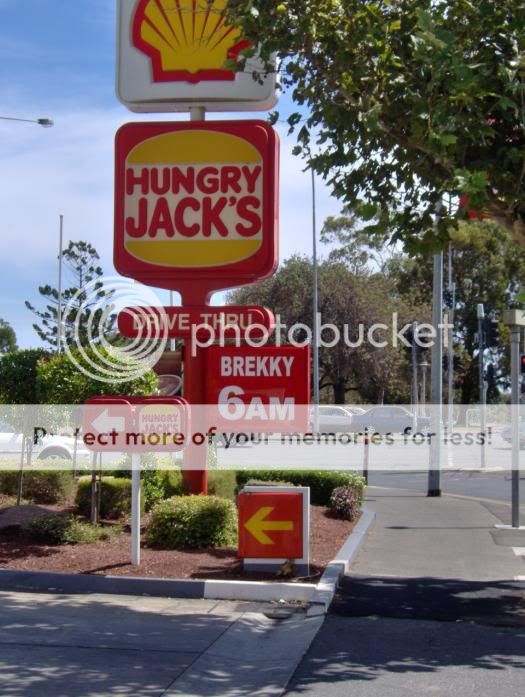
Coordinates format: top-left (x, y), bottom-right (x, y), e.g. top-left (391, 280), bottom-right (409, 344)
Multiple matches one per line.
top-left (306, 508), bottom-right (376, 617)
top-left (0, 511), bottom-right (375, 607)
top-left (0, 568), bottom-right (316, 603)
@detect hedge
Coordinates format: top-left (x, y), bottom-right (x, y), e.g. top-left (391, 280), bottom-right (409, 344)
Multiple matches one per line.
top-left (146, 495), bottom-right (237, 549)
top-left (75, 477), bottom-right (139, 519)
top-left (27, 513), bottom-right (121, 545)
top-left (235, 470), bottom-right (366, 506)
top-left (0, 470), bottom-right (74, 504)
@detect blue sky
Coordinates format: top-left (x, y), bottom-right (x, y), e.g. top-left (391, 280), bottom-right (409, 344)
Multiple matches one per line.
top-left (0, 0), bottom-right (341, 349)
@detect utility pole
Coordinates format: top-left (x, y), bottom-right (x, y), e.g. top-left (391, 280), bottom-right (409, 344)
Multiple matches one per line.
top-left (311, 168), bottom-right (320, 431)
top-left (502, 310), bottom-right (525, 529)
top-left (447, 243), bottom-right (456, 437)
top-left (57, 214), bottom-right (64, 354)
top-left (411, 321), bottom-right (419, 431)
top-left (477, 303), bottom-right (486, 468)
top-left (428, 206), bottom-right (444, 497)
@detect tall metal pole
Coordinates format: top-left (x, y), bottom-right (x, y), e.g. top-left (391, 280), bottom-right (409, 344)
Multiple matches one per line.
top-left (510, 326), bottom-right (522, 528)
top-left (428, 245), bottom-right (444, 497)
top-left (447, 243), bottom-right (456, 436)
top-left (311, 168), bottom-right (320, 430)
top-left (477, 303), bottom-right (486, 468)
top-left (57, 214), bottom-right (64, 353)
top-left (412, 321), bottom-right (419, 432)
top-left (131, 453), bottom-right (141, 565)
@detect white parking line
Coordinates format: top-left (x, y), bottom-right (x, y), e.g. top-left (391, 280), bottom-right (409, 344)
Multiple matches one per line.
top-left (514, 576), bottom-right (525, 581)
top-left (512, 547), bottom-right (525, 556)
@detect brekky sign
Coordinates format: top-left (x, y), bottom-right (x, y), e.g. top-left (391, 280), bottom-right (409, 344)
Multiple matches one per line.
top-left (114, 120), bottom-right (279, 304)
top-left (205, 345), bottom-right (311, 432)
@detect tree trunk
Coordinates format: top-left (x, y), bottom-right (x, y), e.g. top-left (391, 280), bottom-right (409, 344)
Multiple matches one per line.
top-left (333, 379), bottom-right (346, 404)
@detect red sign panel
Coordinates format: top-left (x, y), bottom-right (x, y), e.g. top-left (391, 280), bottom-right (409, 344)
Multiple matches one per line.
top-left (114, 121), bottom-right (279, 304)
top-left (118, 305), bottom-right (275, 340)
top-left (238, 491), bottom-right (303, 559)
top-left (83, 397), bottom-right (189, 453)
top-left (205, 345), bottom-right (310, 432)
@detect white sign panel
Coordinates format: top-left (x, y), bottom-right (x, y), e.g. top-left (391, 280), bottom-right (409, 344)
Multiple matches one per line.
top-left (116, 0), bottom-right (278, 113)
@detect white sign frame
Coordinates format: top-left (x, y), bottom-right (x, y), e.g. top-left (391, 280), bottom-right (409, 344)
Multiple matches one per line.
top-left (116, 0), bottom-right (278, 113)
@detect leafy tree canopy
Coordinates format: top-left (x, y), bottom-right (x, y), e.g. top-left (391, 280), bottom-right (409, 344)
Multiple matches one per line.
top-left (229, 0), bottom-right (525, 251)
top-left (0, 319), bottom-right (17, 355)
top-left (229, 255), bottom-right (429, 403)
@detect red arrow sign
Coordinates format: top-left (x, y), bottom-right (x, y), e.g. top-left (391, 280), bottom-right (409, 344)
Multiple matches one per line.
top-left (238, 491), bottom-right (304, 559)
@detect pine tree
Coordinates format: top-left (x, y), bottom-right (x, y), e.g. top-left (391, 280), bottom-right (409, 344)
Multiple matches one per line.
top-left (25, 241), bottom-right (115, 349)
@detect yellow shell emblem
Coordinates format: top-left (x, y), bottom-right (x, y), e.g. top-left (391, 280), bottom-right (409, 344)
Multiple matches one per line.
top-left (132, 0), bottom-right (251, 84)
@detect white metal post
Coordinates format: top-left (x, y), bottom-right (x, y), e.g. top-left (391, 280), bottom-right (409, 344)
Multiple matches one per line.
top-left (311, 168), bottom-right (320, 431)
top-left (428, 250), bottom-right (443, 497)
top-left (510, 327), bottom-right (522, 528)
top-left (131, 454), bottom-right (141, 565)
top-left (477, 303), bottom-right (486, 468)
top-left (57, 214), bottom-right (64, 353)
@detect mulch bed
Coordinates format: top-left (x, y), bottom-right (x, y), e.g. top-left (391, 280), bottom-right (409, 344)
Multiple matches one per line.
top-left (0, 506), bottom-right (356, 583)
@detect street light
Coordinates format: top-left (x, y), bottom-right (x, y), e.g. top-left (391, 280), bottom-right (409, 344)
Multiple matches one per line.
top-left (0, 116), bottom-right (54, 128)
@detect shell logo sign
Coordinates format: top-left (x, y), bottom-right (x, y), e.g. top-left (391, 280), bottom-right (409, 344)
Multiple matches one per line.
top-left (114, 120), bottom-right (279, 304)
top-left (132, 0), bottom-right (251, 84)
top-left (116, 1), bottom-right (277, 113)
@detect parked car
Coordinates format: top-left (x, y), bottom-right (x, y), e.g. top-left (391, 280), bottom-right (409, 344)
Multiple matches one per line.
top-left (349, 406), bottom-right (431, 435)
top-left (500, 422), bottom-right (525, 449)
top-left (309, 406), bottom-right (354, 433)
top-left (345, 406), bottom-right (366, 416)
top-left (0, 421), bottom-right (89, 460)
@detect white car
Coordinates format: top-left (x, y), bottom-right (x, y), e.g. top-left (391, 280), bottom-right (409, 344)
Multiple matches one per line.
top-left (500, 422), bottom-right (525, 449)
top-left (0, 420), bottom-right (89, 460)
top-left (309, 406), bottom-right (354, 433)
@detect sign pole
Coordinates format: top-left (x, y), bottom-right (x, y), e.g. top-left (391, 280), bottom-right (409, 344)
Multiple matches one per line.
top-left (510, 326), bottom-right (521, 528)
top-left (178, 104), bottom-right (208, 497)
top-left (131, 452), bottom-right (141, 565)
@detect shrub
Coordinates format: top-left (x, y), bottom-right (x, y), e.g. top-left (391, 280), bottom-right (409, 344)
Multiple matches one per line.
top-left (329, 486), bottom-right (362, 521)
top-left (235, 470), bottom-right (366, 506)
top-left (28, 513), bottom-right (121, 545)
top-left (108, 457), bottom-right (185, 510)
top-left (244, 479), bottom-right (294, 488)
top-left (147, 495), bottom-right (237, 549)
top-left (75, 477), bottom-right (136, 519)
top-left (0, 470), bottom-right (73, 504)
top-left (208, 470), bottom-right (237, 500)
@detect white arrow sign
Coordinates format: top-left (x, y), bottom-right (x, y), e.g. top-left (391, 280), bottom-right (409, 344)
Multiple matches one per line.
top-left (92, 409), bottom-right (126, 434)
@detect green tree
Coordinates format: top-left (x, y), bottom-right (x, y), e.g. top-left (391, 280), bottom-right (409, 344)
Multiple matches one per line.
top-left (229, 255), bottom-right (426, 403)
top-left (25, 241), bottom-right (114, 349)
top-left (36, 348), bottom-right (158, 405)
top-left (385, 220), bottom-right (525, 403)
top-left (0, 349), bottom-right (50, 404)
top-left (229, 1), bottom-right (525, 250)
top-left (0, 319), bottom-right (17, 354)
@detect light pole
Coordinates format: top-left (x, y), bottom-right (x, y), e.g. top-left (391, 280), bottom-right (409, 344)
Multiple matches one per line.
top-left (502, 310), bottom-right (525, 529)
top-left (311, 168), bottom-right (320, 431)
top-left (477, 303), bottom-right (487, 468)
top-left (0, 116), bottom-right (54, 128)
top-left (57, 215), bottom-right (64, 353)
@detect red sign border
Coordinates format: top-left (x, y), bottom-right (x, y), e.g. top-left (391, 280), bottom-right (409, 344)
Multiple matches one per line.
top-left (114, 120), bottom-right (279, 305)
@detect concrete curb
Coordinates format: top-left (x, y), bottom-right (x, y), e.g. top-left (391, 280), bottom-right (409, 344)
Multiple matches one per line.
top-left (306, 508), bottom-right (376, 616)
top-left (0, 568), bottom-right (315, 603)
top-left (0, 510), bottom-right (374, 608)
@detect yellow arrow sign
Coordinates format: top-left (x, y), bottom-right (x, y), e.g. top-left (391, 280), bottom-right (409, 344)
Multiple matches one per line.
top-left (244, 507), bottom-right (294, 545)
